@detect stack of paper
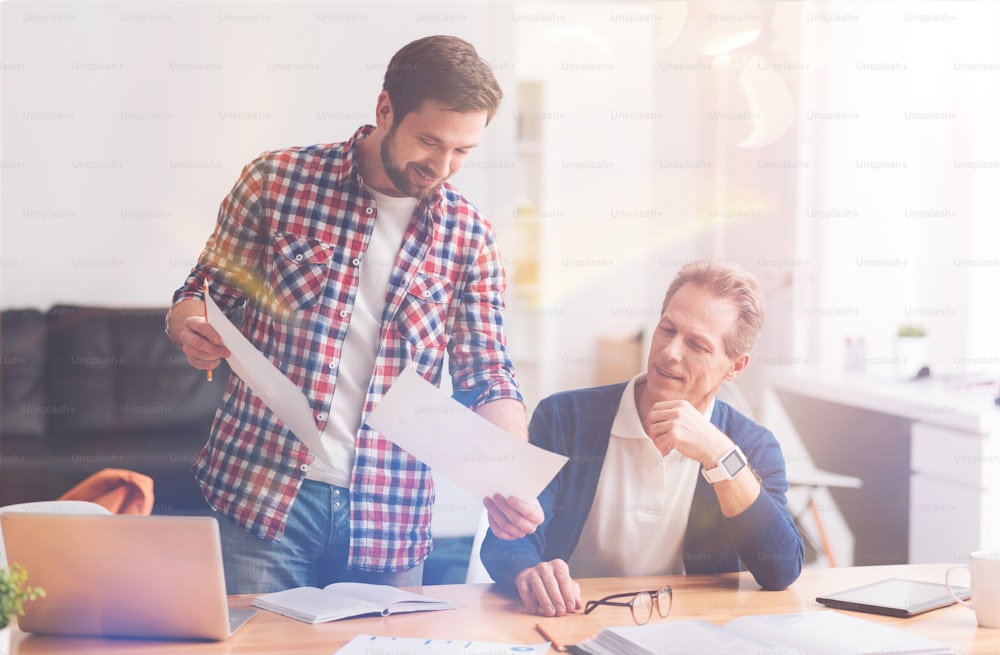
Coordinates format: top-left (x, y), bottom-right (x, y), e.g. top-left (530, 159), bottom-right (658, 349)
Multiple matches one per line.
top-left (569, 611), bottom-right (956, 655)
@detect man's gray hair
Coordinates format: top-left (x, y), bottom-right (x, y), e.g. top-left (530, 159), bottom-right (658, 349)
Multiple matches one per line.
top-left (661, 260), bottom-right (766, 358)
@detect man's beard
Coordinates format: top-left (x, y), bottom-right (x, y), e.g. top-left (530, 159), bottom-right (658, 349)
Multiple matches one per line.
top-left (379, 129), bottom-right (442, 199)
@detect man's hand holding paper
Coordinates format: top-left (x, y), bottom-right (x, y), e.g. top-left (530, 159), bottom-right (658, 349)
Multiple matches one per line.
top-left (167, 297), bottom-right (231, 372)
top-left (484, 494), bottom-right (545, 540)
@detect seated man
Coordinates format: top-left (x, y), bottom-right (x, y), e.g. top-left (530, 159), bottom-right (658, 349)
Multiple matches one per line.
top-left (480, 260), bottom-right (803, 616)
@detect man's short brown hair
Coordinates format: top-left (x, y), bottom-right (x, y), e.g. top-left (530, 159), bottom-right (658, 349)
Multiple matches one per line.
top-left (383, 35), bottom-right (503, 124)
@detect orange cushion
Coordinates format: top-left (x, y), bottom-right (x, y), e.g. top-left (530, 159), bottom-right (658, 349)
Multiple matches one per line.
top-left (58, 468), bottom-right (155, 515)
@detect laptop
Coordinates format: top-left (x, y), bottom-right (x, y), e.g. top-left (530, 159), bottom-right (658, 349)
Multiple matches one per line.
top-left (0, 512), bottom-right (256, 640)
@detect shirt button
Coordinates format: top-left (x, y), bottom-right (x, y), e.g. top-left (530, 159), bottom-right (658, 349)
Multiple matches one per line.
top-left (299, 464), bottom-right (308, 472)
top-left (339, 310), bottom-right (348, 318)
top-left (365, 207), bottom-right (374, 215)
top-left (316, 413), bottom-right (326, 422)
top-left (295, 254), bottom-right (304, 262)
top-left (352, 258), bottom-right (361, 266)
top-left (328, 362), bottom-right (336, 370)
top-left (423, 290), bottom-right (431, 298)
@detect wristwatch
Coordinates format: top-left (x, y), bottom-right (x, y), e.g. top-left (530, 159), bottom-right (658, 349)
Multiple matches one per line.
top-left (701, 445), bottom-right (748, 484)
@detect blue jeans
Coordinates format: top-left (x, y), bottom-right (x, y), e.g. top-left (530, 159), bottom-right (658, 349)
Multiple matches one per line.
top-left (212, 479), bottom-right (424, 594)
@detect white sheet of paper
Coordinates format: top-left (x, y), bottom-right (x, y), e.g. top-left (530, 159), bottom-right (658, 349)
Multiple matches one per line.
top-left (335, 634), bottom-right (550, 655)
top-left (204, 294), bottom-right (332, 468)
top-left (366, 367), bottom-right (568, 501)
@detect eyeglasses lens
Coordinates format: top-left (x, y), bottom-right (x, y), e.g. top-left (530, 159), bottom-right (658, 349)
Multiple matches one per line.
top-left (631, 591), bottom-right (653, 625)
top-left (656, 586), bottom-right (672, 618)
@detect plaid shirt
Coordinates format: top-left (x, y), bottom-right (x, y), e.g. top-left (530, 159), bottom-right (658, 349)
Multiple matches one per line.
top-left (173, 125), bottom-right (522, 572)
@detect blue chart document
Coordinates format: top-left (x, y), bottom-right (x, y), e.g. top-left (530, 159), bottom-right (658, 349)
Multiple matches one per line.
top-left (335, 634), bottom-right (549, 654)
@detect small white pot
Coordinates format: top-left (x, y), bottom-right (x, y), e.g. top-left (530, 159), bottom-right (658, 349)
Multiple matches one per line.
top-left (0, 623), bottom-right (11, 655)
top-left (895, 336), bottom-right (929, 378)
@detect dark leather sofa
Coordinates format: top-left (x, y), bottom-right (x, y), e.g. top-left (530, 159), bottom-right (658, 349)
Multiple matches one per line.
top-left (0, 305), bottom-right (227, 514)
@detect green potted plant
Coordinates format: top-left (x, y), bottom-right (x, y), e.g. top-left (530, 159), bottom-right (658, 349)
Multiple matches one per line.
top-left (0, 564), bottom-right (45, 631)
top-left (897, 324), bottom-right (927, 338)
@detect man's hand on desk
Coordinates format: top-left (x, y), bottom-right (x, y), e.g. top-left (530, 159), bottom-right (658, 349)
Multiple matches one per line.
top-left (484, 494), bottom-right (543, 540)
top-left (513, 559), bottom-right (582, 617)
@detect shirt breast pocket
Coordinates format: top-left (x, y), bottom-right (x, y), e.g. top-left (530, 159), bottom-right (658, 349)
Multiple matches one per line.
top-left (397, 275), bottom-right (453, 351)
top-left (270, 233), bottom-right (332, 312)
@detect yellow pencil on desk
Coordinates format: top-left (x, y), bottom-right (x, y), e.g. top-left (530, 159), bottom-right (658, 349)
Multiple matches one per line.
top-left (203, 280), bottom-right (212, 382)
top-left (534, 623), bottom-right (566, 652)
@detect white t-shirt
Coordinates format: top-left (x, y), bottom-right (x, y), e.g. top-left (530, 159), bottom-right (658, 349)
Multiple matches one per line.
top-left (567, 375), bottom-right (711, 578)
top-left (306, 188), bottom-right (417, 486)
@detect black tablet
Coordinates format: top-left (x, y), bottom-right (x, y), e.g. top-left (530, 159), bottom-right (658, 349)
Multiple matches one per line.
top-left (816, 578), bottom-right (972, 618)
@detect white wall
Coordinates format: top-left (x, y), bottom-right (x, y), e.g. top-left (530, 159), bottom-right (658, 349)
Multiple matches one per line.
top-left (798, 1), bottom-right (1000, 378)
top-left (0, 1), bottom-right (516, 309)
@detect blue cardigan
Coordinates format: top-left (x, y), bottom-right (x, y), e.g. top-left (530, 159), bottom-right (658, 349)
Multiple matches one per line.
top-left (481, 383), bottom-right (804, 591)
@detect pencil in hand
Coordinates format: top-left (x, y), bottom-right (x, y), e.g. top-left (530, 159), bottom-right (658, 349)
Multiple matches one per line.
top-left (203, 281), bottom-right (212, 382)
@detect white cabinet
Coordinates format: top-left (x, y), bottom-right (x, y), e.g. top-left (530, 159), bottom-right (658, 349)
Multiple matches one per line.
top-left (909, 422), bottom-right (1000, 564)
top-left (909, 474), bottom-right (982, 564)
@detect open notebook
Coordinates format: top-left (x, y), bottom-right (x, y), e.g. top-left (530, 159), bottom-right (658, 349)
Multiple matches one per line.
top-left (0, 512), bottom-right (255, 640)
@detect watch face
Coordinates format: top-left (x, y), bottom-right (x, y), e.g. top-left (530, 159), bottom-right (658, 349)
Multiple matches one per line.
top-left (721, 449), bottom-right (746, 476)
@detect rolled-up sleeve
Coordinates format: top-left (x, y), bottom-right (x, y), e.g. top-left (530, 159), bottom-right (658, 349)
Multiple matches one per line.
top-left (448, 230), bottom-right (522, 409)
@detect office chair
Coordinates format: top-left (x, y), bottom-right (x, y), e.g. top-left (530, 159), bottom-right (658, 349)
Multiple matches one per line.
top-left (465, 510), bottom-right (494, 584)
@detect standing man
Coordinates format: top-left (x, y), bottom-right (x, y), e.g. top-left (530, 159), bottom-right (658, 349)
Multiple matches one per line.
top-left (167, 35), bottom-right (541, 593)
top-left (481, 260), bottom-right (803, 616)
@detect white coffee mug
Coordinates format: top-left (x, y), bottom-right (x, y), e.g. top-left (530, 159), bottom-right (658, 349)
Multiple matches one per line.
top-left (946, 550), bottom-right (1000, 629)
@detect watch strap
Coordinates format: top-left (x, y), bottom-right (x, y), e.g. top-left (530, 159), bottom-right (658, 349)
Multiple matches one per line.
top-left (701, 445), bottom-right (747, 484)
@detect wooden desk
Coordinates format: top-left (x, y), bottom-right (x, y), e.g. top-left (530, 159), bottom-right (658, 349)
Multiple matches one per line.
top-left (6, 564), bottom-right (998, 653)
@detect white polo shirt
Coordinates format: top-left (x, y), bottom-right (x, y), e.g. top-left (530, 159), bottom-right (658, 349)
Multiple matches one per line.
top-left (567, 374), bottom-right (710, 578)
